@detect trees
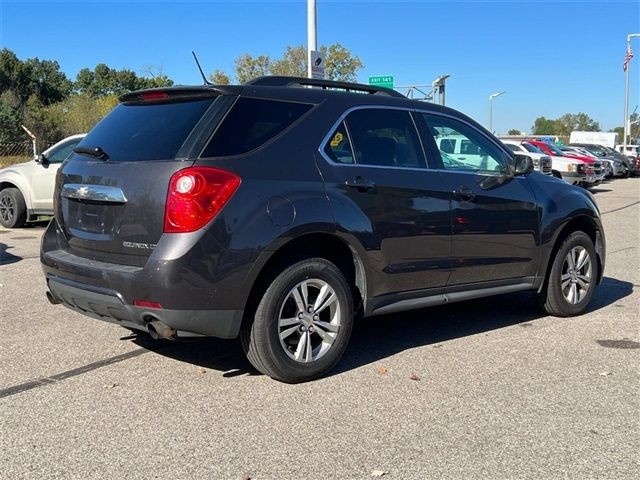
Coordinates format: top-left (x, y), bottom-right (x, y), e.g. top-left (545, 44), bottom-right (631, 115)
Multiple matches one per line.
top-left (507, 129), bottom-right (522, 135)
top-left (555, 113), bottom-right (600, 136)
top-left (209, 69), bottom-right (231, 85)
top-left (532, 117), bottom-right (559, 135)
top-left (75, 64), bottom-right (173, 97)
top-left (215, 43), bottom-right (364, 84)
top-left (532, 113), bottom-right (601, 136)
top-left (0, 49), bottom-right (174, 146)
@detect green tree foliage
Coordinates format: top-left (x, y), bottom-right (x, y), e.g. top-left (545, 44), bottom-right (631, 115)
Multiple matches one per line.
top-left (270, 46), bottom-right (307, 78)
top-left (612, 113), bottom-right (640, 143)
top-left (0, 49), bottom-right (174, 146)
top-left (209, 69), bottom-right (231, 85)
top-left (235, 54), bottom-right (271, 84)
top-left (555, 113), bottom-right (600, 136)
top-left (0, 48), bottom-right (72, 106)
top-left (507, 129), bottom-right (522, 135)
top-left (75, 63), bottom-right (173, 97)
top-left (322, 43), bottom-right (363, 82)
top-left (226, 43), bottom-right (364, 83)
top-left (532, 117), bottom-right (559, 135)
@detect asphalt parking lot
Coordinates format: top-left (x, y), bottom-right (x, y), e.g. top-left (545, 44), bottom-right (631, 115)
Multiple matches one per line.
top-left (1, 179), bottom-right (638, 480)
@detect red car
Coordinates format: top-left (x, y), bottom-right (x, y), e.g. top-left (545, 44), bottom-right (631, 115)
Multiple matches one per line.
top-left (527, 140), bottom-right (603, 185)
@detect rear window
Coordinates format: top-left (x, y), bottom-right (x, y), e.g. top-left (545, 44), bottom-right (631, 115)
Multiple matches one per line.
top-left (76, 98), bottom-right (215, 162)
top-left (201, 98), bottom-right (312, 157)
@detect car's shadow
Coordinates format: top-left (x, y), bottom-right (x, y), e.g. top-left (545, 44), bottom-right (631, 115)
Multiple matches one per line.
top-left (132, 276), bottom-right (634, 379)
top-left (0, 243), bottom-right (22, 266)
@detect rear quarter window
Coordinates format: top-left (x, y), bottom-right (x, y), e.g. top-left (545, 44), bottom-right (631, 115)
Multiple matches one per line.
top-left (201, 98), bottom-right (313, 157)
top-left (76, 98), bottom-right (215, 162)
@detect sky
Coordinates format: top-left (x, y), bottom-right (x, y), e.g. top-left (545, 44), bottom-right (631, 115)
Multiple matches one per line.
top-left (1, 0), bottom-right (639, 134)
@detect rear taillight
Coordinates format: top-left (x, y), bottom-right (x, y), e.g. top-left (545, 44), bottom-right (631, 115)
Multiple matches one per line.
top-left (164, 167), bottom-right (241, 233)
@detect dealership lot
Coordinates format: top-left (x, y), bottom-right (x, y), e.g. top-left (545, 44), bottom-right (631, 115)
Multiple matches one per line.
top-left (1, 179), bottom-right (638, 479)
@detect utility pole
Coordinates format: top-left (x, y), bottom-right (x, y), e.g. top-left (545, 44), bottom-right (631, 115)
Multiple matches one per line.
top-left (307, 0), bottom-right (317, 79)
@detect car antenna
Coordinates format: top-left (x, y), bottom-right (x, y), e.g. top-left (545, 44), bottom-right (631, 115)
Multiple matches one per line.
top-left (192, 51), bottom-right (212, 85)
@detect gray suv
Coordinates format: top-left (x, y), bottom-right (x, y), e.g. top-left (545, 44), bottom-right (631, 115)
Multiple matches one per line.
top-left (41, 77), bottom-right (605, 382)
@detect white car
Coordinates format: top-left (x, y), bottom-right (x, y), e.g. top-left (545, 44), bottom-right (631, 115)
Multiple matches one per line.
top-left (0, 134), bottom-right (85, 228)
top-left (500, 140), bottom-right (587, 186)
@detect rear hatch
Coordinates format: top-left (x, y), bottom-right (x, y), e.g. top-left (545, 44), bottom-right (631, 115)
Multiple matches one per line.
top-left (55, 89), bottom-right (234, 266)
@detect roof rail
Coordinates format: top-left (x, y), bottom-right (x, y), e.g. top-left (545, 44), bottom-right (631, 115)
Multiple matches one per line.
top-left (245, 76), bottom-right (406, 98)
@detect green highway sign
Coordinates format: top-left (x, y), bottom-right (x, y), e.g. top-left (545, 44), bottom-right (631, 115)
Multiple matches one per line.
top-left (368, 75), bottom-right (394, 89)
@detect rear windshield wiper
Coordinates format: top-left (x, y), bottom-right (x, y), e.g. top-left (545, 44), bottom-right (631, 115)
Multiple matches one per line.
top-left (73, 146), bottom-right (109, 161)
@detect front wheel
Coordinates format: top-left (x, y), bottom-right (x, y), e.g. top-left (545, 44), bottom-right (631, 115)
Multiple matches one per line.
top-left (536, 231), bottom-right (598, 317)
top-left (241, 258), bottom-right (354, 383)
top-left (0, 188), bottom-right (27, 228)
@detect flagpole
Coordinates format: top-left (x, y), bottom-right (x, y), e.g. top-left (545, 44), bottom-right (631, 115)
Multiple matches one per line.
top-left (623, 33), bottom-right (640, 151)
top-left (624, 38), bottom-right (631, 149)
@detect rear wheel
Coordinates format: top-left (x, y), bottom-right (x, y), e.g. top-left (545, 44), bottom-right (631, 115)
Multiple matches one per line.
top-left (0, 188), bottom-right (27, 228)
top-left (241, 258), bottom-right (354, 383)
top-left (536, 231), bottom-right (597, 317)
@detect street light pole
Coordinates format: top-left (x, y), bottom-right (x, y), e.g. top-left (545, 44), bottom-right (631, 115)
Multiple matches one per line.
top-left (488, 91), bottom-right (506, 133)
top-left (307, 0), bottom-right (317, 79)
top-left (623, 33), bottom-right (640, 150)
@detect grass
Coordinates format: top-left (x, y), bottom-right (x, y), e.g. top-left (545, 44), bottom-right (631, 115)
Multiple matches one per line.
top-left (0, 156), bottom-right (32, 168)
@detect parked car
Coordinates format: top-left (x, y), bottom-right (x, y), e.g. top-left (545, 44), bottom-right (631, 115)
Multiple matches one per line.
top-left (501, 140), bottom-right (586, 185)
top-left (570, 143), bottom-right (633, 177)
top-left (41, 77), bottom-right (606, 383)
top-left (561, 147), bottom-right (614, 178)
top-left (527, 140), bottom-right (603, 187)
top-left (0, 134), bottom-right (85, 228)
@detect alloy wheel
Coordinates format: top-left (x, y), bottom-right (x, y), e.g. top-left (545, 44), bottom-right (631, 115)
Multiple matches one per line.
top-left (0, 194), bottom-right (15, 224)
top-left (278, 278), bottom-right (341, 363)
top-left (561, 246), bottom-right (592, 304)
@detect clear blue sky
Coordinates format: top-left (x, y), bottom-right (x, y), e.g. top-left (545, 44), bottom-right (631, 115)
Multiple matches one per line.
top-left (1, 0), bottom-right (639, 134)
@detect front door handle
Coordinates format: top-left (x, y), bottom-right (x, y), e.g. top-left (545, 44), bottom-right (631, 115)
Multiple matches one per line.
top-left (345, 176), bottom-right (375, 192)
top-left (452, 186), bottom-right (476, 201)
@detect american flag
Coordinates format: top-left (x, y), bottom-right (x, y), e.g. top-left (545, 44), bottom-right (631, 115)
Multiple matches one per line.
top-left (623, 47), bottom-right (634, 72)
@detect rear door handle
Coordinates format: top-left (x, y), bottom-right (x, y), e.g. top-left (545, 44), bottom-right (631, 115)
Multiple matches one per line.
top-left (345, 176), bottom-right (375, 191)
top-left (452, 186), bottom-right (476, 201)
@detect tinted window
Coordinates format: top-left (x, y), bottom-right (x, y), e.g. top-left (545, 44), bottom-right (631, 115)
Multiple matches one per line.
top-left (345, 109), bottom-right (424, 168)
top-left (323, 122), bottom-right (354, 164)
top-left (522, 142), bottom-right (543, 153)
top-left (505, 143), bottom-right (520, 153)
top-left (47, 139), bottom-right (82, 163)
top-left (202, 98), bottom-right (312, 157)
top-left (76, 98), bottom-right (215, 162)
top-left (423, 114), bottom-right (506, 173)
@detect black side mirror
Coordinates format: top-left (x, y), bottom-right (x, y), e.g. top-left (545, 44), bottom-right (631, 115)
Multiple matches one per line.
top-left (513, 154), bottom-right (534, 175)
top-left (37, 153), bottom-right (49, 164)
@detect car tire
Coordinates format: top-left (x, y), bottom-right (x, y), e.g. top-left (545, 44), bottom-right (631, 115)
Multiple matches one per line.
top-left (241, 258), bottom-right (354, 383)
top-left (0, 188), bottom-right (27, 228)
top-left (536, 231), bottom-right (598, 317)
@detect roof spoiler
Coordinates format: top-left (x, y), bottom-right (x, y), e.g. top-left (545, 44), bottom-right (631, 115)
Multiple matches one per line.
top-left (119, 85), bottom-right (242, 103)
top-left (245, 76), bottom-right (405, 98)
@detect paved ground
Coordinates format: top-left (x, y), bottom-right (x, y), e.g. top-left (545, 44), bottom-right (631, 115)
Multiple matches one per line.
top-left (1, 178), bottom-right (638, 480)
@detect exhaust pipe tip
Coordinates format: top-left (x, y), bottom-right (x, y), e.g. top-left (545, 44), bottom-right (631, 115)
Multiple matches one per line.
top-left (147, 320), bottom-right (176, 340)
top-left (46, 291), bottom-right (61, 305)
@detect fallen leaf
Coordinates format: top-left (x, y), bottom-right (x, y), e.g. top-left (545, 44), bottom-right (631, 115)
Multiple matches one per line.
top-left (409, 373), bottom-right (421, 381)
top-left (371, 470), bottom-right (386, 477)
top-left (103, 383), bottom-right (118, 389)
top-left (240, 475), bottom-right (252, 480)
top-left (198, 368), bottom-right (207, 375)
top-left (598, 371), bottom-right (612, 376)
top-left (376, 366), bottom-right (388, 375)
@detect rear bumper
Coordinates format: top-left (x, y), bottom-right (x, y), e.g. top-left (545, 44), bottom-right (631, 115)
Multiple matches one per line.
top-left (40, 220), bottom-right (248, 339)
top-left (46, 275), bottom-right (243, 338)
